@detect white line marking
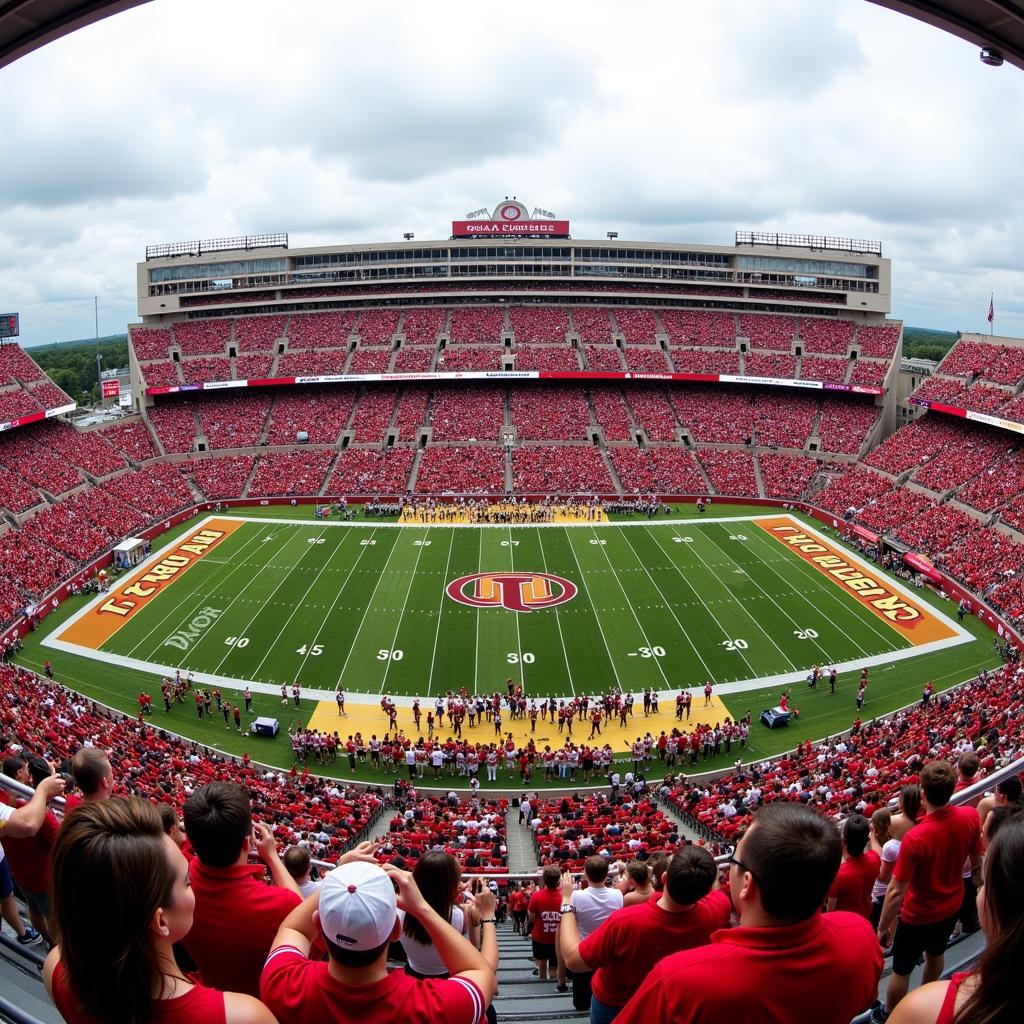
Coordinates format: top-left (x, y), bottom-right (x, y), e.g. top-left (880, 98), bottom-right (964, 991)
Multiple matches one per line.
top-left (378, 528), bottom-right (430, 695)
top-left (561, 527), bottom-right (624, 690)
top-left (614, 526), bottom-right (714, 678)
top-left (425, 529), bottom-right (457, 697)
top-left (536, 528), bottom-right (576, 696)
top-left (248, 528), bottom-right (360, 681)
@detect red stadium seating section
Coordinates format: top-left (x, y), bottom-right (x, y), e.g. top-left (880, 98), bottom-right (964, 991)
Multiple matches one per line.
top-left (248, 450), bottom-right (334, 498)
top-left (415, 445), bottom-right (505, 493)
top-left (449, 307), bottom-right (503, 344)
top-left (800, 317), bottom-right (855, 354)
top-left (430, 386), bottom-right (504, 441)
top-left (512, 445), bottom-right (613, 493)
top-left (698, 449), bottom-right (757, 496)
top-left (0, 667), bottom-right (384, 860)
top-left (509, 306), bottom-right (569, 344)
top-left (327, 447), bottom-right (414, 495)
top-left (266, 388), bottom-right (355, 446)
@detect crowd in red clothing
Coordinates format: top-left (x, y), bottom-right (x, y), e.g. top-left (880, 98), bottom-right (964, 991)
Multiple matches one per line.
top-left (671, 661), bottom-right (1023, 845)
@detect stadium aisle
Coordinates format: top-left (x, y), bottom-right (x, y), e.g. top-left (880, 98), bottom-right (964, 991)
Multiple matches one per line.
top-left (492, 921), bottom-right (585, 1024)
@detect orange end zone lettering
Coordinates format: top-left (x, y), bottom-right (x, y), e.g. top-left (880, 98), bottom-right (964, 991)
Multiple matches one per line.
top-left (57, 518), bottom-right (245, 650)
top-left (754, 516), bottom-right (957, 644)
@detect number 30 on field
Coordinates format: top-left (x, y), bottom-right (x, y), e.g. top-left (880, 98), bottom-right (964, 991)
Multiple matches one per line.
top-left (507, 652), bottom-right (535, 664)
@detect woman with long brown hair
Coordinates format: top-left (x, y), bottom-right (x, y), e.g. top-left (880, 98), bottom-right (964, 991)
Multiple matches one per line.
top-left (890, 784), bottom-right (923, 840)
top-left (889, 814), bottom-right (1024, 1024)
top-left (43, 797), bottom-right (274, 1024)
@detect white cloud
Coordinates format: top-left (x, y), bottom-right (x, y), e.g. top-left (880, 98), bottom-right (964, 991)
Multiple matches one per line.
top-left (1, 0), bottom-right (1022, 345)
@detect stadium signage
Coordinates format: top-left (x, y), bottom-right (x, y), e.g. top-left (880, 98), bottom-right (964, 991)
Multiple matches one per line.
top-left (452, 198), bottom-right (570, 238)
top-left (163, 606), bottom-right (224, 651)
top-left (756, 517), bottom-right (958, 645)
top-left (56, 519), bottom-right (245, 650)
top-left (451, 220), bottom-right (571, 237)
top-left (446, 572), bottom-right (577, 613)
top-left (145, 371), bottom-right (884, 396)
top-left (0, 401), bottom-right (77, 434)
top-left (763, 522), bottom-right (921, 623)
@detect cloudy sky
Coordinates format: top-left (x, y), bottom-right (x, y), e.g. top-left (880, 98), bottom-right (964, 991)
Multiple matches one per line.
top-left (2, 0), bottom-right (1023, 346)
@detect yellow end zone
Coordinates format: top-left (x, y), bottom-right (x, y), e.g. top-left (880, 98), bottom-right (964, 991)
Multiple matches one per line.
top-left (57, 518), bottom-right (246, 650)
top-left (303, 695), bottom-right (732, 753)
top-left (400, 502), bottom-right (608, 525)
top-left (755, 516), bottom-right (957, 644)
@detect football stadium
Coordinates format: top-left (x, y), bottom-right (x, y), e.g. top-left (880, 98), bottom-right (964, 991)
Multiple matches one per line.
top-left (2, 4), bottom-right (1024, 1024)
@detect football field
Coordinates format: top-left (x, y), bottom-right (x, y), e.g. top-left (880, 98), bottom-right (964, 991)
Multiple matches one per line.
top-left (45, 512), bottom-right (972, 702)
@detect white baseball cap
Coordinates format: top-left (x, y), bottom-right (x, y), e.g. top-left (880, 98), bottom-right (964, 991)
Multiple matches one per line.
top-left (319, 861), bottom-right (397, 952)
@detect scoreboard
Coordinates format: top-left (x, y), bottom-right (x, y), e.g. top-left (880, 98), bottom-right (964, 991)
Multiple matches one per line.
top-left (0, 314), bottom-right (19, 339)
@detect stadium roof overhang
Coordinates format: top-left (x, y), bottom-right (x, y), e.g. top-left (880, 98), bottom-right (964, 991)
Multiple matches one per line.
top-left (0, 0), bottom-right (150, 70)
top-left (868, 1), bottom-right (1024, 70)
top-left (2, 2), bottom-right (1024, 72)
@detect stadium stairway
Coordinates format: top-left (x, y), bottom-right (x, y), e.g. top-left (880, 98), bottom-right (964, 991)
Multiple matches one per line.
top-left (504, 808), bottom-right (539, 874)
top-left (0, 927), bottom-right (60, 1024)
top-left (491, 921), bottom-right (585, 1024)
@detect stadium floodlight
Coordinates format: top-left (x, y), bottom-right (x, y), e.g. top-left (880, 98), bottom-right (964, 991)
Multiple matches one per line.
top-left (980, 47), bottom-right (1004, 66)
top-left (403, 232), bottom-right (415, 241)
top-left (607, 231), bottom-right (619, 240)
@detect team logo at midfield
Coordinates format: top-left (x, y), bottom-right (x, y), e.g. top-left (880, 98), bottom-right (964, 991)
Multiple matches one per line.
top-left (446, 572), bottom-right (577, 613)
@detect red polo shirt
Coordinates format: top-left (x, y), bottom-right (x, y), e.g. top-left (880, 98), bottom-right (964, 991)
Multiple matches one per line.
top-left (0, 798), bottom-right (59, 895)
top-left (260, 946), bottom-right (485, 1024)
top-left (528, 886), bottom-right (562, 942)
top-left (579, 889), bottom-right (732, 1008)
top-left (614, 911), bottom-right (882, 1024)
top-left (894, 804), bottom-right (983, 925)
top-left (182, 860), bottom-right (301, 997)
top-left (828, 850), bottom-right (881, 919)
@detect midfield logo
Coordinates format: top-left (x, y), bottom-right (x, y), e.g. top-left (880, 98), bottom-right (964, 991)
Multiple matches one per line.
top-left (446, 572), bottom-right (577, 613)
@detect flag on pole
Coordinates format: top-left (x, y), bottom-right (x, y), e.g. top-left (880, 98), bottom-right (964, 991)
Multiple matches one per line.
top-left (988, 294), bottom-right (995, 324)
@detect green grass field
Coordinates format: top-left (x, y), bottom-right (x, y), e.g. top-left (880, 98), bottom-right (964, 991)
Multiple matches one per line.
top-left (53, 513), bottom-right (953, 697)
top-left (23, 504), bottom-right (1002, 786)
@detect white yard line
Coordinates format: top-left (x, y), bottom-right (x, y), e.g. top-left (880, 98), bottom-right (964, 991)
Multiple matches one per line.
top-left (644, 525), bottom-right (760, 679)
top-left (333, 530), bottom-right (407, 688)
top-left (123, 525), bottom-right (277, 659)
top-left (507, 526), bottom-right (527, 690)
top-left (561, 527), bottom-right (624, 691)
top-left (377, 528), bottom-right (430, 695)
top-left (473, 528), bottom-right (482, 689)
top-left (248, 528), bottom-right (360, 681)
top-left (425, 529), bottom-right (457, 697)
top-left (536, 528), bottom-right (576, 696)
top-left (614, 526), bottom-right (715, 678)
top-left (207, 526), bottom-right (333, 676)
top-left (701, 523), bottom-right (834, 666)
top-left (39, 629), bottom-right (972, 705)
top-left (720, 523), bottom-right (895, 655)
top-left (292, 528), bottom-right (382, 683)
top-left (581, 526), bottom-right (671, 688)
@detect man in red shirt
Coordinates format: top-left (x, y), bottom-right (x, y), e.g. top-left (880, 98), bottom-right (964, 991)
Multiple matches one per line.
top-left (64, 747), bottom-right (114, 812)
top-left (876, 759), bottom-right (984, 1021)
top-left (1, 755), bottom-right (63, 944)
top-left (260, 854), bottom-right (496, 1024)
top-left (527, 865), bottom-right (563, 980)
top-left (559, 845), bottom-right (731, 1022)
top-left (616, 803), bottom-right (882, 1024)
top-left (182, 781), bottom-right (303, 997)
top-left (826, 813), bottom-right (880, 919)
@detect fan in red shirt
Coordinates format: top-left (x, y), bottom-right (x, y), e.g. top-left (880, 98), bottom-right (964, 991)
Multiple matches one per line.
top-left (559, 845), bottom-right (731, 1019)
top-left (527, 866), bottom-right (563, 980)
top-left (878, 759), bottom-right (984, 1020)
top-left (827, 813), bottom-right (881, 919)
top-left (1, 754), bottom-right (62, 945)
top-left (616, 803), bottom-right (882, 1024)
top-left (182, 781), bottom-right (304, 998)
top-left (260, 851), bottom-right (497, 1024)
top-left (43, 797), bottom-right (273, 1024)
